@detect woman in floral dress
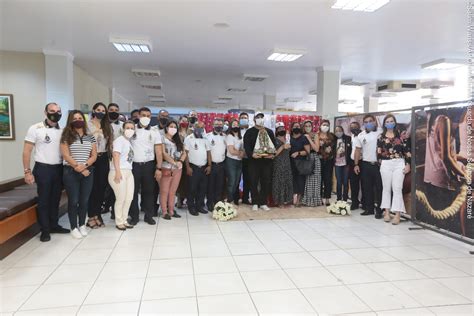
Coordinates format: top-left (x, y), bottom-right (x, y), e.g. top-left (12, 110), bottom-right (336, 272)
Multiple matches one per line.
top-left (272, 122), bottom-right (293, 207)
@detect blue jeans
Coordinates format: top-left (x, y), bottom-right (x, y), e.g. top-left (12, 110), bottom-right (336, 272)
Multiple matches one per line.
top-left (225, 157), bottom-right (242, 203)
top-left (63, 166), bottom-right (94, 229)
top-left (335, 165), bottom-right (349, 201)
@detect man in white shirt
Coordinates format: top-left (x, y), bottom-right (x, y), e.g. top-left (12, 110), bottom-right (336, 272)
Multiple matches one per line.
top-left (205, 118), bottom-right (227, 211)
top-left (22, 102), bottom-right (70, 242)
top-left (184, 121), bottom-right (212, 216)
top-left (108, 103), bottom-right (123, 140)
top-left (348, 121), bottom-right (365, 211)
top-left (354, 114), bottom-right (383, 219)
top-left (236, 112), bottom-right (251, 204)
top-left (188, 110), bottom-right (198, 130)
top-left (129, 107), bottom-right (163, 225)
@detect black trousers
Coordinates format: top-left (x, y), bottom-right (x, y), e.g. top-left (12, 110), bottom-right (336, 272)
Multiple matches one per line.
top-left (32, 162), bottom-right (63, 234)
top-left (103, 183), bottom-right (115, 215)
top-left (349, 164), bottom-right (361, 207)
top-left (187, 164), bottom-right (208, 212)
top-left (248, 158), bottom-right (273, 206)
top-left (130, 161), bottom-right (156, 221)
top-left (88, 153), bottom-right (109, 218)
top-left (234, 158), bottom-right (250, 202)
top-left (320, 159), bottom-right (334, 199)
top-left (207, 161), bottom-right (225, 211)
top-left (361, 161), bottom-right (382, 214)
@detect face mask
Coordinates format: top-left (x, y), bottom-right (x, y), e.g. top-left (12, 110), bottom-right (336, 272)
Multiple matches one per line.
top-left (180, 122), bottom-right (189, 128)
top-left (108, 112), bottom-right (120, 121)
top-left (159, 117), bottom-right (169, 126)
top-left (140, 117), bottom-right (151, 127)
top-left (167, 127), bottom-right (177, 136)
top-left (214, 126), bottom-right (223, 133)
top-left (292, 127), bottom-right (302, 134)
top-left (71, 120), bottom-right (85, 129)
top-left (94, 112), bottom-right (105, 120)
top-left (385, 122), bottom-right (396, 129)
top-left (223, 125), bottom-right (229, 132)
top-left (350, 128), bottom-right (360, 136)
top-left (231, 127), bottom-right (240, 133)
top-left (47, 112), bottom-right (62, 123)
top-left (194, 128), bottom-right (204, 138)
top-left (124, 129), bottom-right (135, 139)
top-left (365, 122), bottom-right (375, 131)
top-left (239, 118), bottom-right (249, 126)
top-left (320, 125), bottom-right (329, 133)
top-left (276, 130), bottom-right (286, 137)
top-left (189, 117), bottom-right (197, 124)
top-left (335, 132), bottom-right (344, 138)
top-left (255, 118), bottom-right (264, 126)
top-left (304, 126), bottom-right (312, 133)
top-left (132, 118), bottom-right (140, 124)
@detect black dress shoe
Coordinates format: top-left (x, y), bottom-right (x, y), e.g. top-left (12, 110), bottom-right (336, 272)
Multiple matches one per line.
top-left (189, 210), bottom-right (199, 216)
top-left (162, 214), bottom-right (171, 220)
top-left (360, 210), bottom-right (375, 216)
top-left (144, 217), bottom-right (156, 225)
top-left (242, 200), bottom-right (251, 205)
top-left (40, 232), bottom-right (51, 242)
top-left (375, 213), bottom-right (383, 219)
top-left (129, 219), bottom-right (138, 226)
top-left (50, 226), bottom-right (70, 234)
top-left (233, 200), bottom-right (239, 206)
top-left (198, 209), bottom-right (208, 214)
top-left (172, 213), bottom-right (181, 218)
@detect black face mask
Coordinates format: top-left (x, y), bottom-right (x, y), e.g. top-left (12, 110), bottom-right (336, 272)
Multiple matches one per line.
top-left (47, 112), bottom-right (62, 123)
top-left (132, 118), bottom-right (140, 124)
top-left (108, 112), bottom-right (120, 121)
top-left (93, 112), bottom-right (105, 120)
top-left (159, 117), bottom-right (169, 126)
top-left (351, 128), bottom-right (361, 136)
top-left (276, 130), bottom-right (286, 137)
top-left (231, 127), bottom-right (240, 133)
top-left (292, 128), bottom-right (302, 134)
top-left (214, 126), bottom-right (223, 133)
top-left (189, 117), bottom-right (197, 124)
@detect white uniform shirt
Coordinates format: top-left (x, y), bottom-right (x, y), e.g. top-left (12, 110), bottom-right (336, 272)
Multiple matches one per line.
top-left (131, 125), bottom-right (162, 163)
top-left (111, 121), bottom-right (123, 140)
top-left (184, 134), bottom-right (211, 167)
top-left (206, 132), bottom-right (226, 163)
top-left (110, 136), bottom-right (133, 170)
top-left (226, 134), bottom-right (243, 161)
top-left (350, 134), bottom-right (361, 161)
top-left (25, 120), bottom-right (63, 165)
top-left (355, 130), bottom-right (382, 163)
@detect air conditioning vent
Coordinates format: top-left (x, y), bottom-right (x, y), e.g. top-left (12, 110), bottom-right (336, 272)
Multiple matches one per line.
top-left (243, 74), bottom-right (268, 82)
top-left (284, 97), bottom-right (302, 103)
top-left (140, 81), bottom-right (162, 90)
top-left (341, 79), bottom-right (369, 86)
top-left (226, 87), bottom-right (247, 93)
top-left (148, 93), bottom-right (165, 98)
top-left (213, 100), bottom-right (228, 105)
top-left (308, 89), bottom-right (317, 95)
top-left (132, 68), bottom-right (161, 78)
top-left (372, 92), bottom-right (397, 98)
top-left (149, 96), bottom-right (166, 102)
top-left (420, 80), bottom-right (454, 89)
top-left (377, 81), bottom-right (420, 92)
top-left (218, 95), bottom-right (233, 101)
top-left (338, 99), bottom-right (357, 104)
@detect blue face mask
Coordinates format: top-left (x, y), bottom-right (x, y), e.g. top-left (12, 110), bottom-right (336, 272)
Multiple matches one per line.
top-left (239, 119), bottom-right (248, 126)
top-left (385, 122), bottom-right (396, 129)
top-left (364, 122), bottom-right (375, 131)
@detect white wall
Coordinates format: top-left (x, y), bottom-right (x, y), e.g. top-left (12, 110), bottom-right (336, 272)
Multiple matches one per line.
top-left (0, 51), bottom-right (46, 181)
top-left (74, 64), bottom-right (110, 111)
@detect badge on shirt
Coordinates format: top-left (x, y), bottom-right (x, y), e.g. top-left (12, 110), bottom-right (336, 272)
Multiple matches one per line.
top-left (211, 139), bottom-right (215, 146)
top-left (44, 134), bottom-right (51, 144)
top-left (194, 143), bottom-right (198, 150)
top-left (362, 138), bottom-right (367, 145)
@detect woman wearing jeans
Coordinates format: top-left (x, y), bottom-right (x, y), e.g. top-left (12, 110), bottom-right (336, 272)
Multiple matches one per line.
top-left (334, 126), bottom-right (352, 201)
top-left (377, 114), bottom-right (411, 225)
top-left (109, 121), bottom-right (136, 230)
top-left (318, 120), bottom-right (336, 206)
top-left (60, 110), bottom-right (97, 239)
top-left (225, 119), bottom-right (244, 205)
top-left (160, 121), bottom-right (187, 220)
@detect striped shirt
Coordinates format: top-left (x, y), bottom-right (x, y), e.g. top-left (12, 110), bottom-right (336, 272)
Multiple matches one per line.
top-left (64, 134), bottom-right (96, 166)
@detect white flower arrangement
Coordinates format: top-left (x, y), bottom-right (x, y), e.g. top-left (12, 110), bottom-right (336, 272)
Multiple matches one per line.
top-left (212, 201), bottom-right (238, 221)
top-left (327, 200), bottom-right (352, 216)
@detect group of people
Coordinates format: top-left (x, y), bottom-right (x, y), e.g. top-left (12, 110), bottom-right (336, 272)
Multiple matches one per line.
top-left (23, 102), bottom-right (411, 242)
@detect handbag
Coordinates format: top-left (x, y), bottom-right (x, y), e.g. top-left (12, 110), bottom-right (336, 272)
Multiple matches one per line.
top-left (294, 156), bottom-right (313, 176)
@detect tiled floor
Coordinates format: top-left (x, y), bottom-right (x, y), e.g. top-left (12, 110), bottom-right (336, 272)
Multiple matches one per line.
top-left (1, 207), bottom-right (473, 315)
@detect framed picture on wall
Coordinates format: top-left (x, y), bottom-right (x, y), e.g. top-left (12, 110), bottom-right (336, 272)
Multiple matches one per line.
top-left (0, 94), bottom-right (15, 140)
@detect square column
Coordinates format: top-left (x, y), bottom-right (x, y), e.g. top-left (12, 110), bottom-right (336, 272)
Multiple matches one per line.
top-left (315, 67), bottom-right (341, 120)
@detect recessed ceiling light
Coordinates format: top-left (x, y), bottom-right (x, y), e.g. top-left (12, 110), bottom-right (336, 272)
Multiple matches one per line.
top-left (140, 81), bottom-right (162, 90)
top-left (332, 0), bottom-right (390, 12)
top-left (131, 68), bottom-right (161, 78)
top-left (213, 22), bottom-right (230, 29)
top-left (110, 36), bottom-right (152, 53)
top-left (267, 49), bottom-right (305, 62)
top-left (421, 58), bottom-right (467, 70)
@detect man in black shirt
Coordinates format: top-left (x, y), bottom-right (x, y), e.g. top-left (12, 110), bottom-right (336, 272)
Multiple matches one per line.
top-left (243, 112), bottom-right (276, 211)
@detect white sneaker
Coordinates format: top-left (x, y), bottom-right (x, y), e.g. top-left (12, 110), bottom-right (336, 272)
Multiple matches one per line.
top-left (70, 228), bottom-right (83, 239)
top-left (78, 225), bottom-right (88, 237)
top-left (260, 205), bottom-right (270, 211)
top-left (252, 205), bottom-right (259, 211)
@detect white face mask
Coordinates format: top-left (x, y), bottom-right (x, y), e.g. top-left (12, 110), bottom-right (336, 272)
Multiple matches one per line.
top-left (255, 118), bottom-right (264, 126)
top-left (124, 129), bottom-right (135, 139)
top-left (320, 125), bottom-right (329, 133)
top-left (167, 127), bottom-right (177, 136)
top-left (139, 117), bottom-right (151, 127)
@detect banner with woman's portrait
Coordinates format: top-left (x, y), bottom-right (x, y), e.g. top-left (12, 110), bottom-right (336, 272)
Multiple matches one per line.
top-left (413, 102), bottom-right (473, 240)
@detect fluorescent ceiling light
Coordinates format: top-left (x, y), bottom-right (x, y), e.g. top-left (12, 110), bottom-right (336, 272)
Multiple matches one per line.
top-left (110, 36), bottom-right (152, 53)
top-left (267, 49), bottom-right (305, 62)
top-left (421, 58), bottom-right (467, 70)
top-left (332, 0), bottom-right (390, 12)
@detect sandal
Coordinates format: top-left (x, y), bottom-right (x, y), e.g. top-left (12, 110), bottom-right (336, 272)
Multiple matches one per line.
top-left (95, 217), bottom-right (105, 228)
top-left (86, 218), bottom-right (99, 229)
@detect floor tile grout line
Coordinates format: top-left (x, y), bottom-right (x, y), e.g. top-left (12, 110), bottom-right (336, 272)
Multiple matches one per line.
top-left (184, 208), bottom-right (201, 315)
